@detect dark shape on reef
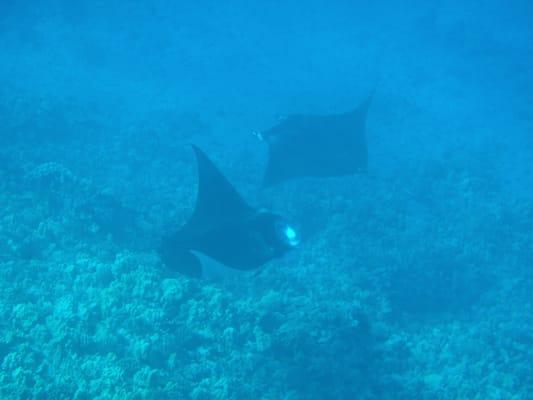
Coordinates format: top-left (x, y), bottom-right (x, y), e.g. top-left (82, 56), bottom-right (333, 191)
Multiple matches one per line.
top-left (159, 145), bottom-right (299, 278)
top-left (258, 94), bottom-right (373, 186)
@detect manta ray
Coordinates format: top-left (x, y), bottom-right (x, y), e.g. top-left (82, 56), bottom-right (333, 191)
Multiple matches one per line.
top-left (257, 94), bottom-right (373, 186)
top-left (160, 145), bottom-right (299, 278)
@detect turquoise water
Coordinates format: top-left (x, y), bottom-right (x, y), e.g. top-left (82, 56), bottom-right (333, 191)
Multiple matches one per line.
top-left (1, 1), bottom-right (532, 399)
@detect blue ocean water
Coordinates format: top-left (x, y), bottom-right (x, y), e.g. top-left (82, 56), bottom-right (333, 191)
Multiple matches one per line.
top-left (0, 1), bottom-right (532, 399)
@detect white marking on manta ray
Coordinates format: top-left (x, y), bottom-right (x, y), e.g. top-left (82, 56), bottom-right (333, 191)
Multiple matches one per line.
top-left (283, 224), bottom-right (300, 247)
top-left (191, 251), bottom-right (249, 282)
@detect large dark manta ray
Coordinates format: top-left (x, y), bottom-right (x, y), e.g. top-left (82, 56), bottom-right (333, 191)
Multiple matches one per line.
top-left (259, 94), bottom-right (373, 186)
top-left (160, 145), bottom-right (299, 278)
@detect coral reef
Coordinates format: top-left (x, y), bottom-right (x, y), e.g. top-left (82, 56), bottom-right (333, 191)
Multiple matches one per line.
top-left (0, 1), bottom-right (531, 399)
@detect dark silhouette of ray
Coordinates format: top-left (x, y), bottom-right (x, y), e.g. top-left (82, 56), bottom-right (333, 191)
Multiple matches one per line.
top-left (259, 94), bottom-right (372, 186)
top-left (160, 146), bottom-right (299, 278)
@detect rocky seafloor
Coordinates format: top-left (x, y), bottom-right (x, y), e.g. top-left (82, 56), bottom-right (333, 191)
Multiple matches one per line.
top-left (1, 2), bottom-right (532, 399)
top-left (0, 94), bottom-right (531, 399)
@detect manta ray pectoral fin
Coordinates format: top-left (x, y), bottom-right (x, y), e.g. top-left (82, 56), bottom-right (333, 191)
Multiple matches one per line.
top-left (186, 145), bottom-right (253, 231)
top-left (349, 90), bottom-right (375, 125)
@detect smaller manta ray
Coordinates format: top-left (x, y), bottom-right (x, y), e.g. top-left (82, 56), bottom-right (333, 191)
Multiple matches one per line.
top-left (257, 94), bottom-right (373, 186)
top-left (160, 145), bottom-right (299, 278)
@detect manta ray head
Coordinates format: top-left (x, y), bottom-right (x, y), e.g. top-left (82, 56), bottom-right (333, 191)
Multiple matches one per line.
top-left (254, 210), bottom-right (300, 257)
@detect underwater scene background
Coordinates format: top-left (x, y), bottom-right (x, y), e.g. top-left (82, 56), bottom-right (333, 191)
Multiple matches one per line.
top-left (0, 1), bottom-right (532, 399)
